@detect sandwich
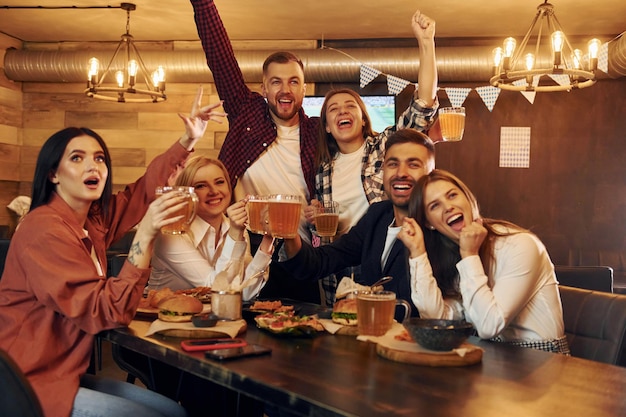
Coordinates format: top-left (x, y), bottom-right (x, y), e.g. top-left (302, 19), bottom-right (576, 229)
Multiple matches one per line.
top-left (149, 287), bottom-right (175, 308)
top-left (331, 298), bottom-right (358, 326)
top-left (157, 295), bottom-right (203, 322)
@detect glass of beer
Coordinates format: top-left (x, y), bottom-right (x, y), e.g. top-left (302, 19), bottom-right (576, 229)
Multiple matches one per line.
top-left (266, 194), bottom-right (302, 239)
top-left (438, 107), bottom-right (466, 142)
top-left (246, 195), bottom-right (268, 235)
top-left (356, 290), bottom-right (411, 336)
top-left (314, 200), bottom-right (339, 238)
top-left (155, 186), bottom-right (198, 234)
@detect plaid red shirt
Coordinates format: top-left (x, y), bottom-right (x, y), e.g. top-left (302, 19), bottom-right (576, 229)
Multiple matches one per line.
top-left (191, 0), bottom-right (318, 199)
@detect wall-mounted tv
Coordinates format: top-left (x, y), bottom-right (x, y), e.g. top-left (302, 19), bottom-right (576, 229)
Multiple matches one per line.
top-left (302, 95), bottom-right (397, 133)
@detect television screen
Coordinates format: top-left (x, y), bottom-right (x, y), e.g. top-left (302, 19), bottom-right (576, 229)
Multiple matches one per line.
top-left (302, 95), bottom-right (397, 133)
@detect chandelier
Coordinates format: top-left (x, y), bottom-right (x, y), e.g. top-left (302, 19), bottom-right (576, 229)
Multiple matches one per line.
top-left (85, 3), bottom-right (166, 103)
top-left (490, 1), bottom-right (601, 92)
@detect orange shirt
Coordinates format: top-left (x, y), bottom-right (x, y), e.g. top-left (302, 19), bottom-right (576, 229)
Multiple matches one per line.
top-left (0, 141), bottom-right (191, 417)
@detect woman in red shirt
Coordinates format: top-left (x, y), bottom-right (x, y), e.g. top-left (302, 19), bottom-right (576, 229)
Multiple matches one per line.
top-left (0, 89), bottom-right (224, 417)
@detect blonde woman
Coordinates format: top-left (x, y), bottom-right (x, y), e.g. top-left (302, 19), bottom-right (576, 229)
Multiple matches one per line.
top-left (147, 156), bottom-right (273, 300)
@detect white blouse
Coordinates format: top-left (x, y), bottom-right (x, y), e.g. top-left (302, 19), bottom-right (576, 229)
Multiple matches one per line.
top-left (409, 231), bottom-right (565, 342)
top-left (148, 214), bottom-right (270, 301)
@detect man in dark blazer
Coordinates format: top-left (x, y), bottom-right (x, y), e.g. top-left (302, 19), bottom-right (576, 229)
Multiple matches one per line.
top-left (281, 129), bottom-right (436, 315)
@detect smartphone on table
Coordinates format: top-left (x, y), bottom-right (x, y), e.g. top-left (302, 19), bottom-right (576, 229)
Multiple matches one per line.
top-left (180, 338), bottom-right (247, 352)
top-left (204, 344), bottom-right (272, 361)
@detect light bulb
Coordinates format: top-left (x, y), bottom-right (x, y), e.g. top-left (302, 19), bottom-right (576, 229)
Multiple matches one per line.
top-left (571, 49), bottom-right (583, 69)
top-left (525, 53), bottom-right (535, 71)
top-left (115, 71), bottom-right (124, 88)
top-left (551, 31), bottom-right (565, 52)
top-left (128, 60), bottom-right (139, 77)
top-left (88, 57), bottom-right (99, 83)
top-left (492, 47), bottom-right (503, 67)
top-left (587, 39), bottom-right (601, 59)
top-left (502, 38), bottom-right (516, 70)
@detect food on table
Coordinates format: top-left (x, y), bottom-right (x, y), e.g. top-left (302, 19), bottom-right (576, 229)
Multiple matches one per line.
top-left (331, 298), bottom-right (358, 326)
top-left (148, 287), bottom-right (175, 308)
top-left (250, 300), bottom-right (295, 313)
top-left (176, 286), bottom-right (212, 303)
top-left (255, 310), bottom-right (324, 334)
top-left (157, 294), bottom-right (203, 322)
top-left (394, 329), bottom-right (414, 342)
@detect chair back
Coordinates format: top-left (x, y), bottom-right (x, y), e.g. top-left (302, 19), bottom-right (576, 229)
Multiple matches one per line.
top-left (559, 285), bottom-right (626, 366)
top-left (0, 349), bottom-right (45, 417)
top-left (555, 265), bottom-right (613, 293)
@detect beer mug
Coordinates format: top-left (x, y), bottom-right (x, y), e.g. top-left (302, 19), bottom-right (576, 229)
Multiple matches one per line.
top-left (356, 290), bottom-right (411, 336)
top-left (155, 186), bottom-right (198, 234)
top-left (266, 194), bottom-right (302, 239)
top-left (246, 195), bottom-right (268, 235)
top-left (438, 107), bottom-right (466, 142)
top-left (314, 200), bottom-right (339, 238)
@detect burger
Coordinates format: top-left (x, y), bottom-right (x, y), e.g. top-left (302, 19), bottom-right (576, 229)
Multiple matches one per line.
top-left (149, 287), bottom-right (175, 308)
top-left (157, 295), bottom-right (203, 322)
top-left (331, 298), bottom-right (358, 326)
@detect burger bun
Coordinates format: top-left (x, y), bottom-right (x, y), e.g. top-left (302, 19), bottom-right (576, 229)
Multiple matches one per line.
top-left (157, 294), bottom-right (203, 322)
top-left (332, 298), bottom-right (358, 326)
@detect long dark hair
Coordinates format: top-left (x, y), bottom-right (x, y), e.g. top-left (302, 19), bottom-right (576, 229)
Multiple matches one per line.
top-left (408, 169), bottom-right (525, 297)
top-left (30, 127), bottom-right (113, 222)
top-left (315, 89), bottom-right (376, 167)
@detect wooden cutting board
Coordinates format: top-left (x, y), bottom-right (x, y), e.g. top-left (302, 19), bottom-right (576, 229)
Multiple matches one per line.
top-left (376, 341), bottom-right (483, 367)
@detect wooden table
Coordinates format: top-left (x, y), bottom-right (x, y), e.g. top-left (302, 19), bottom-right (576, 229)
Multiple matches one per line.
top-left (102, 319), bottom-right (626, 417)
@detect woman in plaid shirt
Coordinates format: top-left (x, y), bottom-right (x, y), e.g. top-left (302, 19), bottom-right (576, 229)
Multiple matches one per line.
top-left (307, 9), bottom-right (440, 305)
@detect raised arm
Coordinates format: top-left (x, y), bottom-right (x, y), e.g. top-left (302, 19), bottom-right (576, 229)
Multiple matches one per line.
top-left (178, 86), bottom-right (226, 151)
top-left (412, 10), bottom-right (438, 107)
top-left (190, 0), bottom-right (252, 117)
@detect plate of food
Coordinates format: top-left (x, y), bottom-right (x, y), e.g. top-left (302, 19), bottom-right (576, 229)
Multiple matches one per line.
top-left (136, 287), bottom-right (210, 320)
top-left (254, 310), bottom-right (324, 337)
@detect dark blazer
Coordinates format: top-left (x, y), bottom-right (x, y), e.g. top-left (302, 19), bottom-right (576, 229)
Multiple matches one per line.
top-left (281, 201), bottom-right (417, 316)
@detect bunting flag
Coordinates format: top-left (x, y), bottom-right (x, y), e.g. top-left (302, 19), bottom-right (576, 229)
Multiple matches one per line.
top-left (475, 86), bottom-right (501, 112)
top-left (520, 91), bottom-right (537, 104)
top-left (387, 75), bottom-right (411, 95)
top-left (598, 42), bottom-right (609, 73)
top-left (444, 87), bottom-right (472, 107)
top-left (548, 73), bottom-right (571, 88)
top-left (359, 65), bottom-right (381, 89)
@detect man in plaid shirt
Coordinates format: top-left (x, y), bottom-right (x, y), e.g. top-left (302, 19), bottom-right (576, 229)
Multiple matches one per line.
top-left (190, 0), bottom-right (321, 303)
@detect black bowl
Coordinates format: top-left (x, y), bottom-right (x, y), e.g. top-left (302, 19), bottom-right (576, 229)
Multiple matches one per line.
top-left (192, 313), bottom-right (218, 328)
top-left (403, 318), bottom-right (474, 351)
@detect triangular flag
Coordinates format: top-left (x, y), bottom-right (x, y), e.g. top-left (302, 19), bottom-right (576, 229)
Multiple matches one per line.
top-left (548, 73), bottom-right (571, 87)
top-left (360, 65), bottom-right (381, 89)
top-left (598, 42), bottom-right (609, 73)
top-left (444, 87), bottom-right (472, 108)
top-left (387, 75), bottom-right (411, 95)
top-left (512, 79), bottom-right (527, 88)
top-left (520, 91), bottom-right (536, 104)
top-left (475, 86), bottom-right (500, 112)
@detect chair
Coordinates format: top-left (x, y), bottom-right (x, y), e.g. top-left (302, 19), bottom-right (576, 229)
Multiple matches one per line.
top-left (559, 285), bottom-right (626, 366)
top-left (555, 265), bottom-right (614, 293)
top-left (0, 349), bottom-right (45, 417)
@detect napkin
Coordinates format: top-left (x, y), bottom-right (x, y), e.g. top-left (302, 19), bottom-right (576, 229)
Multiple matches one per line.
top-left (146, 318), bottom-right (246, 338)
top-left (318, 319), bottom-right (344, 334)
top-left (335, 277), bottom-right (371, 299)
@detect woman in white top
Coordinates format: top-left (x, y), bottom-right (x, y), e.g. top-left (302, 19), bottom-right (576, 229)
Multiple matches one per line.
top-left (398, 169), bottom-right (569, 354)
top-left (148, 156), bottom-right (273, 301)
